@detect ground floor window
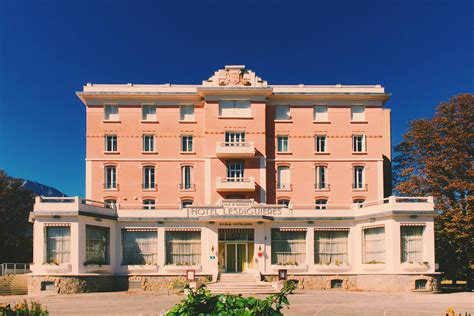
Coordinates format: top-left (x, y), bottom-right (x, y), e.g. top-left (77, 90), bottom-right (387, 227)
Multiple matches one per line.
top-left (401, 226), bottom-right (424, 263)
top-left (122, 230), bottom-right (158, 265)
top-left (363, 227), bottom-right (385, 264)
top-left (271, 229), bottom-right (306, 265)
top-left (165, 231), bottom-right (201, 265)
top-left (85, 225), bottom-right (110, 265)
top-left (46, 226), bottom-right (71, 264)
top-left (314, 230), bottom-right (349, 264)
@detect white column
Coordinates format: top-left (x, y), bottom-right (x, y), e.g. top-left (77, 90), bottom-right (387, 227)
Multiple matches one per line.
top-left (306, 228), bottom-right (314, 266)
top-left (157, 227), bottom-right (166, 267)
top-left (254, 224), bottom-right (266, 274)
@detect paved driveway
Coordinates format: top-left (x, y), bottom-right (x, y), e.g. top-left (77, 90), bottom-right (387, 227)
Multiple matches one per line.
top-left (1, 291), bottom-right (472, 315)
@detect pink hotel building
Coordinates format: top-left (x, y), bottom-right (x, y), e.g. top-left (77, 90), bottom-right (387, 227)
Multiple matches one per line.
top-left (29, 66), bottom-right (439, 293)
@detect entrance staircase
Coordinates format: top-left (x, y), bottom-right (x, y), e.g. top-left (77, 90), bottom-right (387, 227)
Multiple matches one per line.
top-left (0, 275), bottom-right (28, 295)
top-left (206, 273), bottom-right (278, 295)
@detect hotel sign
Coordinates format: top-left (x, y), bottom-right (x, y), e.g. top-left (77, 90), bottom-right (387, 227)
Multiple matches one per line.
top-left (187, 200), bottom-right (284, 217)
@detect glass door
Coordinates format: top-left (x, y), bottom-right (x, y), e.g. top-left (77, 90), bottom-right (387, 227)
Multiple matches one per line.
top-left (226, 244), bottom-right (236, 272)
top-left (225, 243), bottom-right (247, 272)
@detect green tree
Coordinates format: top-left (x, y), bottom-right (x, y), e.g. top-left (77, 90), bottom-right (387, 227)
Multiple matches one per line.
top-left (393, 94), bottom-right (474, 288)
top-left (0, 170), bottom-right (35, 263)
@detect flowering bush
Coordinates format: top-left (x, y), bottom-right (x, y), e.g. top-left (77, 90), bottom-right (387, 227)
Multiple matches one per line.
top-left (0, 300), bottom-right (48, 316)
top-left (166, 280), bottom-right (297, 315)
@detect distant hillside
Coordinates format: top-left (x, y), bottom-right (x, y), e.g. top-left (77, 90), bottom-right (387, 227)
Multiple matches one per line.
top-left (20, 180), bottom-right (66, 197)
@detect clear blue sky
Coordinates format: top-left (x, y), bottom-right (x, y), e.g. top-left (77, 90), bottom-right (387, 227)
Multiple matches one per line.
top-left (0, 0), bottom-right (472, 196)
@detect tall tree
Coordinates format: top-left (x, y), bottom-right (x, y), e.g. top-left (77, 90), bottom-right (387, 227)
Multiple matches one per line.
top-left (393, 94), bottom-right (474, 287)
top-left (0, 170), bottom-right (35, 263)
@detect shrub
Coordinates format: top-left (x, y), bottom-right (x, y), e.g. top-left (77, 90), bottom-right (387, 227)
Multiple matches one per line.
top-left (0, 300), bottom-right (48, 316)
top-left (166, 280), bottom-right (297, 315)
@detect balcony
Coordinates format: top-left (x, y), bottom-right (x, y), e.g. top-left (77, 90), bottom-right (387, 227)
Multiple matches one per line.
top-left (216, 177), bottom-right (256, 192)
top-left (215, 142), bottom-right (255, 158)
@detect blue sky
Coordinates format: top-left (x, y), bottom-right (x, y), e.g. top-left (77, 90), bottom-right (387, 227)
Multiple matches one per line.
top-left (0, 0), bottom-right (472, 196)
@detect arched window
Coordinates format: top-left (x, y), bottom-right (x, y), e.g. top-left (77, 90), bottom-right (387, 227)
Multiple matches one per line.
top-left (277, 165), bottom-right (291, 190)
top-left (315, 199), bottom-right (328, 210)
top-left (104, 166), bottom-right (117, 189)
top-left (278, 199), bottom-right (290, 207)
top-left (315, 166), bottom-right (328, 189)
top-left (181, 166), bottom-right (193, 190)
top-left (143, 199), bottom-right (155, 210)
top-left (181, 199), bottom-right (193, 209)
top-left (104, 199), bottom-right (117, 209)
top-left (142, 166), bottom-right (155, 189)
top-left (353, 166), bottom-right (365, 189)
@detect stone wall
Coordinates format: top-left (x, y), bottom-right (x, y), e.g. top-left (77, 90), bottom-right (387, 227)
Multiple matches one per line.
top-left (28, 275), bottom-right (212, 295)
top-left (263, 274), bottom-right (440, 293)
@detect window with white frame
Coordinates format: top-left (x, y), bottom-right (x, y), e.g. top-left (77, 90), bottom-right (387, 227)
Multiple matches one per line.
top-left (219, 100), bottom-right (251, 117)
top-left (122, 230), bottom-right (158, 265)
top-left (143, 199), bottom-right (155, 210)
top-left (181, 135), bottom-right (193, 152)
top-left (165, 231), bottom-right (201, 265)
top-left (278, 199), bottom-right (290, 207)
top-left (227, 161), bottom-right (244, 180)
top-left (315, 166), bottom-right (328, 189)
top-left (142, 166), bottom-right (155, 189)
top-left (353, 166), bottom-right (364, 189)
top-left (271, 229), bottom-right (306, 265)
top-left (363, 227), bottom-right (385, 264)
top-left (351, 105), bottom-right (365, 121)
top-left (180, 105), bottom-right (195, 121)
top-left (352, 135), bottom-right (365, 152)
top-left (277, 135), bottom-right (289, 152)
top-left (181, 200), bottom-right (193, 209)
top-left (104, 199), bottom-right (117, 208)
top-left (104, 135), bottom-right (117, 152)
top-left (46, 226), bottom-right (71, 264)
top-left (315, 135), bottom-right (327, 152)
top-left (401, 226), bottom-right (424, 263)
top-left (85, 225), bottom-right (109, 265)
top-left (181, 166), bottom-right (193, 190)
top-left (104, 105), bottom-right (119, 121)
top-left (275, 105), bottom-right (291, 120)
top-left (315, 199), bottom-right (328, 210)
top-left (277, 165), bottom-right (291, 190)
top-left (314, 230), bottom-right (349, 264)
top-left (104, 166), bottom-right (117, 189)
top-left (143, 134), bottom-right (155, 152)
top-left (313, 105), bottom-right (328, 121)
top-left (142, 105), bottom-right (157, 121)
top-left (225, 131), bottom-right (245, 146)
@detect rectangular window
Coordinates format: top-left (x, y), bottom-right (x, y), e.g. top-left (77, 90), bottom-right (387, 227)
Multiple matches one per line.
top-left (401, 226), bottom-right (424, 263)
top-left (277, 136), bottom-right (289, 152)
top-left (181, 166), bottom-right (193, 190)
top-left (142, 166), bottom-right (155, 189)
top-left (277, 166), bottom-right (291, 190)
top-left (315, 135), bottom-right (327, 152)
top-left (219, 100), bottom-right (251, 117)
top-left (181, 135), bottom-right (193, 152)
top-left (351, 105), bottom-right (365, 121)
top-left (353, 166), bottom-right (364, 189)
top-left (165, 231), bottom-right (201, 265)
top-left (46, 226), bottom-right (71, 264)
top-left (224, 131), bottom-right (245, 145)
top-left (104, 166), bottom-right (117, 189)
top-left (275, 105), bottom-right (291, 120)
top-left (271, 229), bottom-right (306, 265)
top-left (143, 135), bottom-right (155, 152)
top-left (180, 105), bottom-right (195, 121)
top-left (104, 105), bottom-right (119, 121)
top-left (142, 105), bottom-right (157, 121)
top-left (122, 230), bottom-right (158, 265)
top-left (315, 166), bottom-right (327, 189)
top-left (363, 227), bottom-right (385, 264)
top-left (85, 225), bottom-right (110, 265)
top-left (352, 135), bottom-right (365, 152)
top-left (315, 199), bottom-right (328, 210)
top-left (227, 161), bottom-right (244, 180)
top-left (313, 105), bottom-right (328, 121)
top-left (143, 199), bottom-right (155, 210)
top-left (315, 231), bottom-right (348, 264)
top-left (105, 135), bottom-right (117, 152)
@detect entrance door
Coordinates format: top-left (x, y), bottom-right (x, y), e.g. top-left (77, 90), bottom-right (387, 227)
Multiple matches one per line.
top-left (225, 243), bottom-right (246, 272)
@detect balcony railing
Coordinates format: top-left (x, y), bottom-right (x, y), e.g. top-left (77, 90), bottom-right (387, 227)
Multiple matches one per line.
top-left (352, 183), bottom-right (368, 190)
top-left (315, 183), bottom-right (330, 190)
top-left (215, 141), bottom-right (255, 158)
top-left (216, 177), bottom-right (256, 192)
top-left (277, 183), bottom-right (292, 190)
top-left (142, 183), bottom-right (156, 190)
top-left (180, 183), bottom-right (196, 190)
top-left (103, 183), bottom-right (119, 190)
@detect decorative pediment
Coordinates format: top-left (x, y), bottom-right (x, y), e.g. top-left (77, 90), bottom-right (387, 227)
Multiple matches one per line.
top-left (202, 65), bottom-right (267, 87)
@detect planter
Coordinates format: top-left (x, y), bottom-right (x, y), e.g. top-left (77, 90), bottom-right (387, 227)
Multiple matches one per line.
top-left (164, 265), bottom-right (202, 273)
top-left (314, 263), bottom-right (352, 272)
top-left (125, 265), bottom-right (159, 273)
top-left (401, 262), bottom-right (430, 272)
top-left (42, 263), bottom-right (72, 273)
top-left (272, 264), bottom-right (308, 273)
top-left (84, 264), bottom-right (112, 273)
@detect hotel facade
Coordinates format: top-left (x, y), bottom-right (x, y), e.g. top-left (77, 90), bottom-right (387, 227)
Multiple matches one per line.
top-left (29, 66), bottom-right (439, 293)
